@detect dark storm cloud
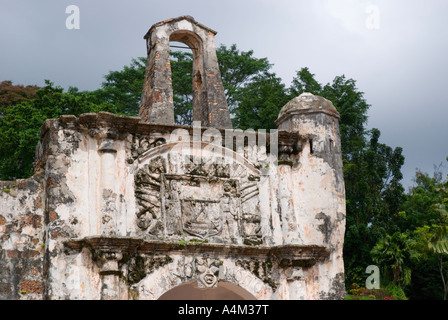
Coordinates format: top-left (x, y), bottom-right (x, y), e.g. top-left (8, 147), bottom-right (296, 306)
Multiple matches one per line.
top-left (1, 0), bottom-right (447, 187)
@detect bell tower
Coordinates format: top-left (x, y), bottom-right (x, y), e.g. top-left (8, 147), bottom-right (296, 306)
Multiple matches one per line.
top-left (139, 15), bottom-right (232, 128)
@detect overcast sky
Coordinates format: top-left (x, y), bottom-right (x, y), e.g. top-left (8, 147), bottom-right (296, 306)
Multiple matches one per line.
top-left (1, 0), bottom-right (447, 189)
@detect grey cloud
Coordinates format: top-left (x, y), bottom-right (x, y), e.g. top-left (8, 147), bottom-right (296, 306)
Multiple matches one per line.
top-left (1, 0), bottom-right (447, 187)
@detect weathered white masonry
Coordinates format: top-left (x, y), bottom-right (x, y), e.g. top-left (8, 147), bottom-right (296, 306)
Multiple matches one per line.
top-left (0, 16), bottom-right (346, 300)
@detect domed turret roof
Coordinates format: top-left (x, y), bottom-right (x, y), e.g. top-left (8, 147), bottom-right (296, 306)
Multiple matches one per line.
top-left (276, 92), bottom-right (339, 123)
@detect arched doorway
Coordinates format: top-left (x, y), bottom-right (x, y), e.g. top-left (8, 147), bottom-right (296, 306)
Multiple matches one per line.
top-left (158, 280), bottom-right (256, 300)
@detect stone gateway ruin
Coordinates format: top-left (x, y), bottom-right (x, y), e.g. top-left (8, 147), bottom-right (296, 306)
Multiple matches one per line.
top-left (0, 16), bottom-right (346, 300)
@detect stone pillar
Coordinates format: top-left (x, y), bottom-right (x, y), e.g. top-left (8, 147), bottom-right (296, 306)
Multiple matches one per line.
top-left (98, 138), bottom-right (118, 236)
top-left (95, 250), bottom-right (124, 300)
top-left (197, 32), bottom-right (232, 129)
top-left (277, 165), bottom-right (299, 244)
top-left (140, 32), bottom-right (174, 125)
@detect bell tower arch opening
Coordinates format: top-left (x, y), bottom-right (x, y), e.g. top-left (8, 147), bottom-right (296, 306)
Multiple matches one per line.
top-left (158, 280), bottom-right (257, 300)
top-left (169, 29), bottom-right (204, 126)
top-left (169, 42), bottom-right (194, 125)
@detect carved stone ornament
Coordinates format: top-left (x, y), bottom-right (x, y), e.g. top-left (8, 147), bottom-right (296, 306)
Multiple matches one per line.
top-left (195, 256), bottom-right (220, 288)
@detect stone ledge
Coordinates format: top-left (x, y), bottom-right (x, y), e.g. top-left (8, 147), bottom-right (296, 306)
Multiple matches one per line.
top-left (63, 236), bottom-right (329, 265)
top-left (39, 112), bottom-right (301, 148)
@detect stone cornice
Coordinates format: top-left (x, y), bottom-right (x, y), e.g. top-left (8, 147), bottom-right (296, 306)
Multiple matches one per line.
top-left (40, 112), bottom-right (300, 148)
top-left (64, 236), bottom-right (330, 266)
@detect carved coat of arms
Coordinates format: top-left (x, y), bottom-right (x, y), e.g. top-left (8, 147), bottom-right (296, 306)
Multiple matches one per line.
top-left (133, 139), bottom-right (262, 245)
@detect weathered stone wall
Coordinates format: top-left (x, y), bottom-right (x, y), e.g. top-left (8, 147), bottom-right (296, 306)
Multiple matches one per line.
top-left (0, 92), bottom-right (346, 299)
top-left (0, 178), bottom-right (45, 300)
top-left (0, 16), bottom-right (345, 300)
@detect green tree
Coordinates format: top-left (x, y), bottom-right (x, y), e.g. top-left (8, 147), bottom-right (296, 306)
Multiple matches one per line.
top-left (216, 44), bottom-right (272, 113)
top-left (290, 69), bottom-right (370, 158)
top-left (93, 57), bottom-right (147, 116)
top-left (166, 45), bottom-right (274, 126)
top-left (289, 67), bottom-right (322, 97)
top-left (233, 74), bottom-right (289, 130)
top-left (399, 170), bottom-right (446, 231)
top-left (412, 225), bottom-right (448, 299)
top-left (428, 173), bottom-right (448, 254)
top-left (0, 102), bottom-right (46, 179)
top-left (93, 44), bottom-right (275, 126)
top-left (412, 170), bottom-right (448, 299)
top-left (0, 81), bottom-right (39, 116)
top-left (321, 76), bottom-right (369, 159)
top-left (380, 166), bottom-right (448, 299)
top-left (0, 44), bottom-right (275, 178)
top-left (371, 231), bottom-right (418, 287)
top-left (0, 81), bottom-right (117, 180)
top-left (170, 50), bottom-right (194, 125)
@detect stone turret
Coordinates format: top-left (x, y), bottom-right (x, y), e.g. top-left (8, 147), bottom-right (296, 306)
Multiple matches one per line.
top-left (275, 92), bottom-right (346, 298)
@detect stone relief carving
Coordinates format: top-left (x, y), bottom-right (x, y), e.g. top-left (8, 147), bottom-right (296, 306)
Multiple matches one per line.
top-left (125, 252), bottom-right (221, 289)
top-left (134, 145), bottom-right (263, 245)
top-left (134, 156), bottom-right (166, 237)
top-left (181, 199), bottom-right (222, 239)
top-left (240, 181), bottom-right (262, 245)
